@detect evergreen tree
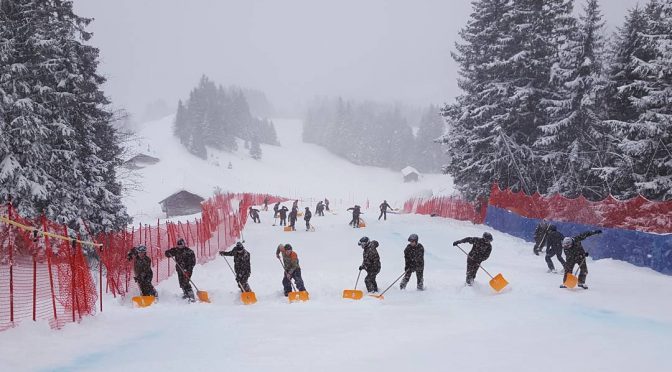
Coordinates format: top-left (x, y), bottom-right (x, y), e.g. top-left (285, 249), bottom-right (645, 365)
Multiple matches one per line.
top-left (414, 105), bottom-right (446, 172)
top-left (250, 137), bottom-right (262, 160)
top-left (536, 0), bottom-right (612, 199)
top-left (0, 0), bottom-right (129, 233)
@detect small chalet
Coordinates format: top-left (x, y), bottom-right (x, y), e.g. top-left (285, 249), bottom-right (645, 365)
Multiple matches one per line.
top-left (159, 190), bottom-right (205, 218)
top-left (122, 153), bottom-right (160, 169)
top-left (401, 166), bottom-right (420, 183)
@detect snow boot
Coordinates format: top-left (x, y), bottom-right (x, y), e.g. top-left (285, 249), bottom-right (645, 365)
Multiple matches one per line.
top-left (578, 284), bottom-right (589, 289)
top-left (559, 285), bottom-right (567, 288)
top-left (547, 269), bottom-right (557, 274)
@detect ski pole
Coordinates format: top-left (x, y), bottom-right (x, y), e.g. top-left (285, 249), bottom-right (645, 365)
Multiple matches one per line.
top-left (455, 244), bottom-right (494, 279)
top-left (221, 255), bottom-right (248, 293)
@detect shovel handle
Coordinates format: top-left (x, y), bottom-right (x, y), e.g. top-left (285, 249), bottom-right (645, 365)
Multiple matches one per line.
top-left (277, 257), bottom-right (298, 292)
top-left (379, 271), bottom-right (408, 297)
top-left (455, 244), bottom-right (494, 279)
top-left (354, 269), bottom-right (362, 290)
top-left (222, 255), bottom-right (248, 293)
top-left (172, 258), bottom-right (201, 292)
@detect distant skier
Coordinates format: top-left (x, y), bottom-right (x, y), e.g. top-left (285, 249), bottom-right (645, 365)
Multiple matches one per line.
top-left (347, 205), bottom-right (362, 228)
top-left (358, 236), bottom-right (381, 293)
top-left (273, 202), bottom-right (281, 218)
top-left (378, 200), bottom-right (392, 220)
top-left (249, 206), bottom-right (261, 223)
top-left (279, 244), bottom-right (307, 296)
top-left (127, 245), bottom-right (157, 297)
top-left (304, 207), bottom-right (312, 231)
top-left (263, 196), bottom-right (269, 211)
top-left (278, 206), bottom-right (288, 226)
top-left (400, 234), bottom-right (424, 290)
top-left (543, 225), bottom-right (566, 273)
top-left (324, 198), bottom-right (330, 211)
top-left (165, 238), bottom-right (196, 301)
top-left (219, 241), bottom-right (252, 292)
top-left (289, 207), bottom-right (298, 231)
top-left (453, 232), bottom-right (493, 286)
top-left (316, 201), bottom-right (325, 216)
top-left (533, 220), bottom-right (550, 255)
top-left (560, 230), bottom-right (602, 289)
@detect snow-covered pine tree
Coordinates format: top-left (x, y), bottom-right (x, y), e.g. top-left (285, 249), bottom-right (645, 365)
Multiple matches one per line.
top-left (443, 0), bottom-right (574, 200)
top-left (605, 1), bottom-right (672, 200)
top-left (536, 0), bottom-right (612, 200)
top-left (250, 137), bottom-right (262, 160)
top-left (0, 0), bottom-right (129, 233)
top-left (607, 0), bottom-right (672, 199)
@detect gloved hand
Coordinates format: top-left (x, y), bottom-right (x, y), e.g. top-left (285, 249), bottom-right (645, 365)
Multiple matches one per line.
top-left (219, 251), bottom-right (226, 256)
top-left (534, 250), bottom-right (540, 256)
top-left (164, 251), bottom-right (171, 258)
top-left (358, 265), bottom-right (364, 271)
top-left (594, 230), bottom-right (602, 234)
top-left (133, 276), bottom-right (138, 283)
top-left (585, 252), bottom-right (589, 257)
top-left (453, 241), bottom-right (459, 246)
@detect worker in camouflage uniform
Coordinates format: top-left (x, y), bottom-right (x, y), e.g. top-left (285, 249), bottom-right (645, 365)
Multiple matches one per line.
top-left (453, 232), bottom-right (493, 286)
top-left (544, 225), bottom-right (566, 273)
top-left (249, 206), bottom-right (261, 223)
top-left (165, 238), bottom-right (196, 301)
top-left (304, 207), bottom-right (312, 231)
top-left (400, 234), bottom-right (424, 290)
top-left (358, 237), bottom-right (381, 292)
top-left (219, 241), bottom-right (252, 292)
top-left (127, 245), bottom-right (157, 297)
top-left (561, 230), bottom-right (602, 289)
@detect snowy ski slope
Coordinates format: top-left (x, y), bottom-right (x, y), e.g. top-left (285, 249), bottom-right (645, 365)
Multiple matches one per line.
top-left (0, 117), bottom-right (670, 372)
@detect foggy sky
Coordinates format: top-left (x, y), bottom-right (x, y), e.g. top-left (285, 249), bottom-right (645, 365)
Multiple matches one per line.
top-left (73, 0), bottom-right (644, 120)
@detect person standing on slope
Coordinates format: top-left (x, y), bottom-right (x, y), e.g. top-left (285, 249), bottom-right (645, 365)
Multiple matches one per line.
top-left (543, 225), bottom-right (566, 273)
top-left (324, 198), bottom-right (330, 211)
top-left (347, 205), bottom-right (362, 228)
top-left (219, 241), bottom-right (252, 292)
top-left (378, 200), bottom-right (392, 221)
top-left (165, 238), bottom-right (196, 301)
top-left (289, 206), bottom-right (298, 231)
top-left (279, 244), bottom-right (307, 296)
top-left (278, 206), bottom-right (288, 226)
top-left (400, 234), bottom-right (424, 290)
top-left (127, 245), bottom-right (158, 297)
top-left (273, 202), bottom-right (281, 218)
top-left (358, 237), bottom-right (381, 293)
top-left (316, 201), bottom-right (325, 216)
top-left (560, 230), bottom-right (602, 289)
top-left (304, 207), bottom-right (312, 231)
top-left (263, 196), bottom-right (269, 211)
top-left (453, 232), bottom-right (493, 286)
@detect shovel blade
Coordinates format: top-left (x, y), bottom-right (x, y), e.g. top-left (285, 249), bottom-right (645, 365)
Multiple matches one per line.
top-left (132, 295), bottom-right (155, 308)
top-left (489, 273), bottom-right (509, 292)
top-left (564, 273), bottom-right (578, 289)
top-left (369, 294), bottom-right (384, 300)
top-left (197, 290), bottom-right (211, 303)
top-left (241, 291), bottom-right (257, 305)
top-left (342, 289), bottom-right (364, 300)
top-left (359, 219), bottom-right (367, 228)
top-left (288, 291), bottom-right (309, 303)
top-left (283, 226), bottom-right (293, 232)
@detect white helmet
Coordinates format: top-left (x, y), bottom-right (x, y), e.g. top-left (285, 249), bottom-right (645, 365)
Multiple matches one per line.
top-left (562, 237), bottom-right (573, 248)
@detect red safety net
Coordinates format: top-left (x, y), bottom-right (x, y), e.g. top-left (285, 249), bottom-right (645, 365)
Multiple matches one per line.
top-left (488, 184), bottom-right (672, 234)
top-left (1, 192), bottom-right (286, 331)
top-left (402, 195), bottom-right (486, 224)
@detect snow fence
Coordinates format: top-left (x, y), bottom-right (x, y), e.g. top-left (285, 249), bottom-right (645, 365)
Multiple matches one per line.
top-left (0, 192), bottom-right (285, 332)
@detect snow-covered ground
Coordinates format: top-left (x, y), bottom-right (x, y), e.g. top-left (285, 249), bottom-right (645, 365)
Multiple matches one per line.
top-left (1, 117), bottom-right (670, 372)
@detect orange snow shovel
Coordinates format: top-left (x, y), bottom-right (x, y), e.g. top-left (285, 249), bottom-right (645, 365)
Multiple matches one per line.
top-left (132, 295), bottom-right (155, 307)
top-left (222, 256), bottom-right (257, 305)
top-left (370, 271), bottom-right (408, 300)
top-left (283, 226), bottom-right (293, 232)
top-left (173, 259), bottom-right (211, 303)
top-left (277, 257), bottom-right (309, 302)
top-left (359, 218), bottom-right (367, 228)
top-left (563, 257), bottom-right (586, 289)
top-left (342, 270), bottom-right (364, 300)
top-left (456, 244), bottom-right (509, 292)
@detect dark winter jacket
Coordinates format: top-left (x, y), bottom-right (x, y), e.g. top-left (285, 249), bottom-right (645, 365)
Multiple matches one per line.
top-left (279, 206), bottom-right (288, 219)
top-left (545, 229), bottom-right (565, 255)
top-left (564, 230), bottom-right (601, 260)
top-left (274, 203), bottom-right (280, 213)
top-left (456, 237), bottom-right (492, 262)
top-left (127, 249), bottom-right (153, 283)
top-left (165, 246), bottom-right (196, 273)
top-left (380, 201), bottom-right (391, 211)
top-left (361, 242), bottom-right (381, 273)
top-left (289, 208), bottom-right (298, 222)
top-left (304, 210), bottom-right (312, 221)
top-left (404, 243), bottom-right (425, 271)
top-left (534, 222), bottom-right (550, 243)
top-left (220, 246), bottom-right (251, 277)
top-left (347, 206), bottom-right (362, 217)
top-left (249, 208), bottom-right (260, 219)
